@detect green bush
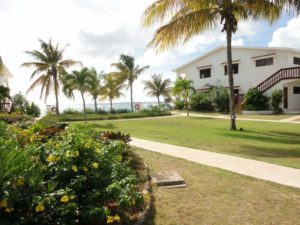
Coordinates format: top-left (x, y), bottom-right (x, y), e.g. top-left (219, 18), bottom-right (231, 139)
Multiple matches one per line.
top-left (12, 93), bottom-right (41, 117)
top-left (0, 124), bottom-right (148, 225)
top-left (173, 99), bottom-right (185, 110)
top-left (209, 87), bottom-right (229, 113)
top-left (190, 92), bottom-right (214, 112)
top-left (0, 113), bottom-right (33, 124)
top-left (63, 108), bottom-right (82, 115)
top-left (271, 89), bottom-right (283, 114)
top-left (244, 88), bottom-right (269, 111)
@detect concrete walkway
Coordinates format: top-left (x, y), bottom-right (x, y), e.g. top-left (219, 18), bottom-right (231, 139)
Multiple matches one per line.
top-left (281, 115), bottom-right (300, 122)
top-left (131, 137), bottom-right (300, 189)
top-left (174, 112), bottom-right (300, 124)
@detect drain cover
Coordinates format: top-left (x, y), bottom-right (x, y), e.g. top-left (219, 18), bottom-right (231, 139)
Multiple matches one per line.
top-left (151, 171), bottom-right (186, 188)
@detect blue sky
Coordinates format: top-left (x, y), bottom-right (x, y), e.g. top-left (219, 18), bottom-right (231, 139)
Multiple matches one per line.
top-left (0, 0), bottom-right (299, 109)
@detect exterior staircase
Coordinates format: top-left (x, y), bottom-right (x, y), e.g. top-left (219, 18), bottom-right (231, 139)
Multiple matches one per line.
top-left (256, 67), bottom-right (300, 93)
top-left (0, 102), bottom-right (12, 113)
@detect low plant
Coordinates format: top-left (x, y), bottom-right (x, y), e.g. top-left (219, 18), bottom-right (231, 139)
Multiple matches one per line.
top-left (173, 98), bottom-right (185, 110)
top-left (0, 125), bottom-right (148, 225)
top-left (271, 89), bottom-right (283, 114)
top-left (63, 108), bottom-right (82, 115)
top-left (190, 92), bottom-right (214, 112)
top-left (209, 87), bottom-right (229, 113)
top-left (244, 88), bottom-right (269, 111)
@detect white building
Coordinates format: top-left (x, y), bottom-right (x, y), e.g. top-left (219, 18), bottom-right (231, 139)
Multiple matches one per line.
top-left (0, 58), bottom-right (13, 112)
top-left (174, 46), bottom-right (300, 112)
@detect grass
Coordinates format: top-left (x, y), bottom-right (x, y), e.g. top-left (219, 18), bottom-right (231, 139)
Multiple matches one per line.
top-left (40, 111), bottom-right (171, 123)
top-left (173, 110), bottom-right (296, 120)
top-left (82, 116), bottom-right (300, 169)
top-left (135, 148), bottom-right (300, 225)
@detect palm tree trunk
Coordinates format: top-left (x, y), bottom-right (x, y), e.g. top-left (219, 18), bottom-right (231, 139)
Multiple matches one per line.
top-left (53, 75), bottom-right (60, 115)
top-left (109, 98), bottom-right (113, 112)
top-left (93, 96), bottom-right (98, 112)
top-left (226, 22), bottom-right (237, 131)
top-left (186, 98), bottom-right (189, 117)
top-left (157, 95), bottom-right (160, 105)
top-left (81, 91), bottom-right (87, 123)
top-left (130, 81), bottom-right (134, 112)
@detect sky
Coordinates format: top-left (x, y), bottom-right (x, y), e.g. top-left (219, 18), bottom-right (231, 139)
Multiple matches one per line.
top-left (1, 0), bottom-right (300, 110)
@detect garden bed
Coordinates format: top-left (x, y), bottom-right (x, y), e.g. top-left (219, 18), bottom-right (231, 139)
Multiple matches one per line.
top-left (0, 121), bottom-right (152, 225)
top-left (41, 111), bottom-right (171, 123)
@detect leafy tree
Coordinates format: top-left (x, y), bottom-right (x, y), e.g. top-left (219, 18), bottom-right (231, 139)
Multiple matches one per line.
top-left (100, 73), bottom-right (125, 112)
top-left (12, 92), bottom-right (28, 112)
top-left (143, 73), bottom-right (171, 105)
top-left (88, 68), bottom-right (104, 112)
top-left (112, 55), bottom-right (149, 112)
top-left (173, 77), bottom-right (195, 116)
top-left (143, 0), bottom-right (280, 130)
top-left (209, 87), bottom-right (230, 113)
top-left (62, 68), bottom-right (93, 122)
top-left (21, 39), bottom-right (81, 115)
top-left (190, 92), bottom-right (214, 112)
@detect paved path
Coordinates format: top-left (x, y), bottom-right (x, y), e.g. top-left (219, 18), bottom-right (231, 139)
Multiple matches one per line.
top-left (131, 137), bottom-right (300, 189)
top-left (174, 112), bottom-right (300, 124)
top-left (281, 115), bottom-right (300, 122)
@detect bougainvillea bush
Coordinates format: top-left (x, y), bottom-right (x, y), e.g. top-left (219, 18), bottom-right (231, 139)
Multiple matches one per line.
top-left (0, 122), bottom-right (148, 225)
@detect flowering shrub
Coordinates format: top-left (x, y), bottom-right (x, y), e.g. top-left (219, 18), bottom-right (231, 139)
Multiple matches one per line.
top-left (0, 124), bottom-right (147, 225)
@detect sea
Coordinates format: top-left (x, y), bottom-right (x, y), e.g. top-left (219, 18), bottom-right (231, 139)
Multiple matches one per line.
top-left (45, 101), bottom-right (158, 114)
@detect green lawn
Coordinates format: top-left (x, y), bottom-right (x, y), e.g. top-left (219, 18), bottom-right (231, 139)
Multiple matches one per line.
top-left (81, 117), bottom-right (300, 169)
top-left (135, 148), bottom-right (300, 225)
top-left (173, 110), bottom-right (296, 120)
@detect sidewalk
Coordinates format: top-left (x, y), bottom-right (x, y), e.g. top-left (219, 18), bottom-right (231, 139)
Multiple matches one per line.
top-left (131, 137), bottom-right (300, 189)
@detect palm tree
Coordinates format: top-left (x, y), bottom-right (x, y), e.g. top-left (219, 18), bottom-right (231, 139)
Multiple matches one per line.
top-left (143, 0), bottom-right (280, 130)
top-left (21, 39), bottom-right (82, 115)
top-left (88, 68), bottom-right (104, 112)
top-left (173, 77), bottom-right (195, 117)
top-left (62, 68), bottom-right (93, 118)
top-left (111, 54), bottom-right (149, 112)
top-left (143, 73), bottom-right (171, 105)
top-left (275, 0), bottom-right (300, 11)
top-left (100, 73), bottom-right (125, 112)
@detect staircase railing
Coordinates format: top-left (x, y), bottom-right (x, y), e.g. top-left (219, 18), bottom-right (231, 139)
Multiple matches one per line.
top-left (256, 67), bottom-right (300, 93)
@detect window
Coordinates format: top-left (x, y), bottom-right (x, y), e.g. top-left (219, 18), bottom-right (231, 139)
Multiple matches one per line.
top-left (255, 58), bottom-right (273, 67)
top-left (224, 63), bottom-right (239, 75)
top-left (294, 57), bottom-right (300, 65)
top-left (294, 87), bottom-right (300, 94)
top-left (199, 68), bottom-right (211, 79)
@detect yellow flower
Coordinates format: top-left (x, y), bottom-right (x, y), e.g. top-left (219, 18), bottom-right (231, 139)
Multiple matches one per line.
top-left (16, 177), bottom-right (25, 187)
top-left (35, 203), bottom-right (45, 213)
top-left (60, 195), bottom-right (69, 203)
top-left (114, 214), bottom-right (120, 222)
top-left (116, 155), bottom-right (122, 162)
top-left (95, 148), bottom-right (101, 154)
top-left (106, 216), bottom-right (114, 224)
top-left (92, 162), bottom-right (99, 169)
top-left (142, 190), bottom-right (151, 202)
top-left (47, 154), bottom-right (58, 163)
top-left (82, 167), bottom-right (88, 172)
top-left (107, 214), bottom-right (121, 223)
top-left (0, 199), bottom-right (8, 208)
top-left (66, 151), bottom-right (72, 157)
top-left (4, 208), bottom-right (14, 213)
top-left (72, 165), bottom-right (78, 172)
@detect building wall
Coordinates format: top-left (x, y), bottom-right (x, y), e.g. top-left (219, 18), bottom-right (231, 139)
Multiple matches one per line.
top-left (176, 47), bottom-right (299, 94)
top-left (283, 81), bottom-right (300, 111)
top-left (0, 76), bottom-right (8, 87)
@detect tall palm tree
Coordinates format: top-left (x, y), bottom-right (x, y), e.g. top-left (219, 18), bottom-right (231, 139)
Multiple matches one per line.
top-left (173, 77), bottom-right (195, 117)
top-left (275, 0), bottom-right (300, 11)
top-left (62, 68), bottom-right (93, 118)
top-left (143, 0), bottom-right (280, 130)
top-left (143, 73), bottom-right (172, 105)
top-left (88, 68), bottom-right (104, 112)
top-left (111, 54), bottom-right (149, 112)
top-left (21, 39), bottom-right (82, 115)
top-left (100, 73), bottom-right (125, 112)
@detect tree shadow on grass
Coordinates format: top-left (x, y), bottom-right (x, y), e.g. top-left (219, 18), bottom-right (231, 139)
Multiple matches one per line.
top-left (143, 199), bottom-right (156, 225)
top-left (228, 144), bottom-right (300, 159)
top-left (222, 130), bottom-right (300, 145)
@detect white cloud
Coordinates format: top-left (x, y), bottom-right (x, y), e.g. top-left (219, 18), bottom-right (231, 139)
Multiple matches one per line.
top-left (269, 16), bottom-right (300, 49)
top-left (232, 38), bottom-right (245, 46)
top-left (0, 0), bottom-right (266, 111)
